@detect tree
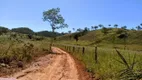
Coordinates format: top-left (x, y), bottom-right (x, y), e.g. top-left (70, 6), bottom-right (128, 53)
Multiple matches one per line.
top-left (108, 24), bottom-right (111, 27)
top-left (131, 28), bottom-right (135, 31)
top-left (136, 26), bottom-right (141, 30)
top-left (36, 31), bottom-right (62, 37)
top-left (68, 30), bottom-right (71, 34)
top-left (11, 27), bottom-right (34, 35)
top-left (72, 28), bottom-right (75, 31)
top-left (101, 27), bottom-right (109, 35)
top-left (74, 34), bottom-right (79, 42)
top-left (117, 32), bottom-right (128, 50)
top-left (61, 32), bottom-right (65, 35)
top-left (43, 8), bottom-right (68, 50)
top-left (140, 23), bottom-right (142, 30)
top-left (140, 23), bottom-right (142, 26)
top-left (91, 26), bottom-right (94, 30)
top-left (94, 26), bottom-right (98, 30)
top-left (84, 27), bottom-right (90, 31)
top-left (91, 26), bottom-right (98, 30)
top-left (98, 24), bottom-right (104, 28)
top-left (121, 26), bottom-right (127, 30)
top-left (114, 24), bottom-right (118, 28)
top-left (0, 26), bottom-right (9, 35)
top-left (73, 27), bottom-right (89, 42)
top-left (77, 28), bottom-right (83, 32)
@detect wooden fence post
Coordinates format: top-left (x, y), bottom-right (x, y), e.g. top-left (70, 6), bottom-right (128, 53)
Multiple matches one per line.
top-left (82, 47), bottom-right (85, 55)
top-left (78, 47), bottom-right (80, 53)
top-left (67, 46), bottom-right (69, 51)
top-left (95, 46), bottom-right (98, 63)
top-left (69, 46), bottom-right (71, 52)
top-left (73, 46), bottom-right (75, 52)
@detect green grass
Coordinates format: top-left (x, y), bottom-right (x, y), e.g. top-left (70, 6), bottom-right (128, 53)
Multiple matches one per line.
top-left (0, 39), bottom-right (50, 62)
top-left (55, 40), bottom-right (142, 51)
top-left (57, 28), bottom-right (142, 50)
top-left (55, 28), bottom-right (142, 79)
top-left (56, 44), bottom-right (142, 80)
top-left (1, 28), bottom-right (142, 79)
top-left (0, 33), bottom-right (51, 76)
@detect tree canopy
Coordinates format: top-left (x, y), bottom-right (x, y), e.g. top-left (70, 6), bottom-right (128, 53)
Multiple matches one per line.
top-left (11, 27), bottom-right (34, 35)
top-left (43, 8), bottom-right (68, 32)
top-left (0, 26), bottom-right (9, 35)
top-left (36, 31), bottom-right (62, 37)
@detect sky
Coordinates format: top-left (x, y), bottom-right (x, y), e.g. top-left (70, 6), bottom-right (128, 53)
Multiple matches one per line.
top-left (0, 0), bottom-right (142, 32)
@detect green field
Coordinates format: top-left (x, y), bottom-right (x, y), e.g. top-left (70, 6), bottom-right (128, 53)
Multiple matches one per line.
top-left (55, 43), bottom-right (142, 80)
top-left (0, 27), bottom-right (142, 79)
top-left (0, 32), bottom-right (51, 76)
top-left (54, 28), bottom-right (142, 80)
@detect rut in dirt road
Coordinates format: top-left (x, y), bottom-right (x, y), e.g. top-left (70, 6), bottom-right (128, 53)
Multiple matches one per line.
top-left (10, 47), bottom-right (80, 80)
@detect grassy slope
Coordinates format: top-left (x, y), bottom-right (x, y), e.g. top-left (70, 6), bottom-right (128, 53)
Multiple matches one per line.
top-left (55, 28), bottom-right (142, 79)
top-left (0, 32), bottom-right (51, 76)
top-left (57, 28), bottom-right (142, 51)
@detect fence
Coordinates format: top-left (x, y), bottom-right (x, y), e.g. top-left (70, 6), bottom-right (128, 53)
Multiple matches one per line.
top-left (54, 44), bottom-right (98, 63)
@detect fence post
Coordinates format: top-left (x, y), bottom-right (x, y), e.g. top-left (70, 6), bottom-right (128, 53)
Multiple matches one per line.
top-left (69, 46), bottom-right (71, 52)
top-left (82, 47), bottom-right (85, 55)
top-left (73, 46), bottom-right (75, 52)
top-left (95, 46), bottom-right (98, 63)
top-left (78, 47), bottom-right (80, 53)
top-left (68, 46), bottom-right (70, 51)
top-left (70, 46), bottom-right (71, 52)
top-left (67, 46), bottom-right (69, 51)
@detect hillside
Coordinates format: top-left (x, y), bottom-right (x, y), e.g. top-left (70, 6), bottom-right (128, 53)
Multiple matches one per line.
top-left (0, 26), bottom-right (64, 38)
top-left (57, 28), bottom-right (142, 50)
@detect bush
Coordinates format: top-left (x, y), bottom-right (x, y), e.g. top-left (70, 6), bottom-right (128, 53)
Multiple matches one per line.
top-left (0, 26), bottom-right (9, 35)
top-left (11, 43), bottom-right (34, 62)
top-left (101, 27), bottom-right (111, 35)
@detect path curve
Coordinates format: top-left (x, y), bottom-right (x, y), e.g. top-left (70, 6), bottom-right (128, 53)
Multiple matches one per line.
top-left (10, 47), bottom-right (80, 80)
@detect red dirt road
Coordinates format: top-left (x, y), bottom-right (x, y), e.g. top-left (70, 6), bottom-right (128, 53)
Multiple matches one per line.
top-left (7, 47), bottom-right (91, 80)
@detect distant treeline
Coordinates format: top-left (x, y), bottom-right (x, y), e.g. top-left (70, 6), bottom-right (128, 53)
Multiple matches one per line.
top-left (0, 26), bottom-right (66, 37)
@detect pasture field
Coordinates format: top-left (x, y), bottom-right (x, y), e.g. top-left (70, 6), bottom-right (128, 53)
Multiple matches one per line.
top-left (0, 33), bottom-right (51, 76)
top-left (55, 42), bottom-right (142, 80)
top-left (1, 29), bottom-right (142, 80)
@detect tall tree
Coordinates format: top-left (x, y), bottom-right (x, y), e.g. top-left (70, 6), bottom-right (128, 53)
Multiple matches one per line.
top-left (43, 8), bottom-right (68, 50)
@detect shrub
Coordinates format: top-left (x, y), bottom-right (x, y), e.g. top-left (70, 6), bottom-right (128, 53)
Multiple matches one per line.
top-left (115, 49), bottom-right (142, 80)
top-left (0, 26), bottom-right (9, 35)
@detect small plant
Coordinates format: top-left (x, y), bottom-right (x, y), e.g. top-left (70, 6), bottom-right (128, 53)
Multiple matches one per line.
top-left (115, 48), bottom-right (142, 80)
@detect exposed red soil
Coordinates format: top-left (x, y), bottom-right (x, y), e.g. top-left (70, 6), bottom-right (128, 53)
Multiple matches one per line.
top-left (1, 47), bottom-right (93, 80)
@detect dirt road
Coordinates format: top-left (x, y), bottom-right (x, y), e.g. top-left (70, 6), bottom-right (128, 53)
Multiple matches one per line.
top-left (8, 47), bottom-right (88, 80)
